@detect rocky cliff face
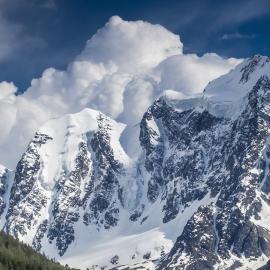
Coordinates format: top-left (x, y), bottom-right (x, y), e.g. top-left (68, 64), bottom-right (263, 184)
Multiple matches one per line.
top-left (3, 109), bottom-right (128, 258)
top-left (0, 165), bottom-right (11, 219)
top-left (1, 56), bottom-right (270, 269)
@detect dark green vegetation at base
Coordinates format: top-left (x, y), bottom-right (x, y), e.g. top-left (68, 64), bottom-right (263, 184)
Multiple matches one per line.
top-left (0, 231), bottom-right (79, 270)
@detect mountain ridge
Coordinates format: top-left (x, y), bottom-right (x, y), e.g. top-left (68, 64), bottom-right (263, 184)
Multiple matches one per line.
top-left (0, 55), bottom-right (270, 269)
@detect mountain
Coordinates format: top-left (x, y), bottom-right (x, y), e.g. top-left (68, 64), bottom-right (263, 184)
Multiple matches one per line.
top-left (1, 55), bottom-right (270, 269)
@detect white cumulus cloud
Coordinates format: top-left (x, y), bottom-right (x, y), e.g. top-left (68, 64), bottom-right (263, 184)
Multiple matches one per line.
top-left (78, 16), bottom-right (182, 74)
top-left (0, 16), bottom-right (241, 168)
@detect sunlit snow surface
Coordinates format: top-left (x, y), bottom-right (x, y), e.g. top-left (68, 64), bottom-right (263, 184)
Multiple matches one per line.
top-left (31, 106), bottom-right (215, 268)
top-left (204, 55), bottom-right (270, 119)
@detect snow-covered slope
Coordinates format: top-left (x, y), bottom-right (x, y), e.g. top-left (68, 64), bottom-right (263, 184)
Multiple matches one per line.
top-left (4, 108), bottom-right (131, 256)
top-left (1, 55), bottom-right (270, 270)
top-left (204, 55), bottom-right (270, 118)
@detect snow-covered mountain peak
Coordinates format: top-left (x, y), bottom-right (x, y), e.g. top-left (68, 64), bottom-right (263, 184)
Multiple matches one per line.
top-left (38, 108), bottom-right (101, 138)
top-left (152, 55), bottom-right (270, 120)
top-left (160, 89), bottom-right (202, 112)
top-left (32, 108), bottom-right (128, 191)
top-left (2, 107), bottom-right (132, 259)
top-left (203, 55), bottom-right (270, 118)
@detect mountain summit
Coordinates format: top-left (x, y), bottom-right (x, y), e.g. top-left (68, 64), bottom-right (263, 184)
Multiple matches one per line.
top-left (1, 55), bottom-right (270, 269)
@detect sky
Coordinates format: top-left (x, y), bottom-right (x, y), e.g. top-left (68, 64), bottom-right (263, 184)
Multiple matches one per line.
top-left (0, 0), bottom-right (269, 91)
top-left (0, 0), bottom-right (268, 168)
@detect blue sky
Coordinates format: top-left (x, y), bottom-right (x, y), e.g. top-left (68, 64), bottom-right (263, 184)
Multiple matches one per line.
top-left (0, 0), bottom-right (270, 91)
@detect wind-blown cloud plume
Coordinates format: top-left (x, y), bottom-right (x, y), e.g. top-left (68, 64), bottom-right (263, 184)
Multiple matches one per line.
top-left (0, 16), bottom-right (241, 168)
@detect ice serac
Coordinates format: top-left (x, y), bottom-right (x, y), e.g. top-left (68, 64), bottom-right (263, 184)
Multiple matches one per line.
top-left (3, 55), bottom-right (270, 269)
